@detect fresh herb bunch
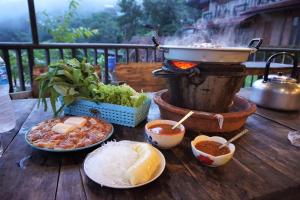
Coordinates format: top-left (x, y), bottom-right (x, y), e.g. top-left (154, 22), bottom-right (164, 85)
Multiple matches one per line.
top-left (36, 59), bottom-right (147, 116)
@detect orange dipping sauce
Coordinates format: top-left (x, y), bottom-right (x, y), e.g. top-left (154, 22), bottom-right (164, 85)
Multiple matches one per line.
top-left (195, 141), bottom-right (230, 156)
top-left (149, 124), bottom-right (181, 135)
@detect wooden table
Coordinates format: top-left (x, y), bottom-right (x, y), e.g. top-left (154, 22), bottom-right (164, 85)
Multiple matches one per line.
top-left (0, 90), bottom-right (300, 200)
top-left (243, 61), bottom-right (295, 76)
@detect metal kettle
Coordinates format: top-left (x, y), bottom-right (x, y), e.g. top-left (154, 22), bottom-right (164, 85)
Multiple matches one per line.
top-left (250, 52), bottom-right (300, 111)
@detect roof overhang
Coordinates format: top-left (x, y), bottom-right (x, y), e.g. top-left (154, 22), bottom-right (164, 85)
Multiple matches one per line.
top-left (240, 0), bottom-right (300, 16)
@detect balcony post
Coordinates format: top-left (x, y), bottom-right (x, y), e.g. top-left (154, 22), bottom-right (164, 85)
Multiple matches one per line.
top-left (27, 48), bottom-right (34, 86)
top-left (2, 49), bottom-right (14, 93)
top-left (104, 48), bottom-right (109, 84)
top-left (27, 0), bottom-right (39, 45)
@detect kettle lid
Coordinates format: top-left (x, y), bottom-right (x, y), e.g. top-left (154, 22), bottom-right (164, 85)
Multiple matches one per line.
top-left (268, 73), bottom-right (297, 83)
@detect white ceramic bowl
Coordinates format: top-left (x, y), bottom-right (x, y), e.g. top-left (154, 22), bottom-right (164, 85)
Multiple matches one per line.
top-left (145, 120), bottom-right (185, 149)
top-left (191, 135), bottom-right (235, 167)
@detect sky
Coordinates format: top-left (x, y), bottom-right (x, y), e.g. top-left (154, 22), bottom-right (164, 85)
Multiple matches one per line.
top-left (0, 0), bottom-right (119, 23)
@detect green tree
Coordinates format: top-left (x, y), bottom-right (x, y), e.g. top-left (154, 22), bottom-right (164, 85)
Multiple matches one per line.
top-left (40, 0), bottom-right (98, 42)
top-left (0, 17), bottom-right (31, 42)
top-left (73, 11), bottom-right (122, 43)
top-left (118, 0), bottom-right (143, 41)
top-left (142, 0), bottom-right (196, 36)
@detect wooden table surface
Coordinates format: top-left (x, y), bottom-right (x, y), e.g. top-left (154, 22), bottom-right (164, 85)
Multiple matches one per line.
top-left (243, 61), bottom-right (293, 69)
top-left (0, 89), bottom-right (300, 200)
top-left (243, 61), bottom-right (297, 77)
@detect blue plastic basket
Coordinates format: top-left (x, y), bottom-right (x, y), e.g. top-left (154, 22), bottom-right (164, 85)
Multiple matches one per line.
top-left (62, 97), bottom-right (151, 127)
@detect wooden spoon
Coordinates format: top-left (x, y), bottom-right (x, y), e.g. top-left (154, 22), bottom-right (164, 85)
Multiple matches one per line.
top-left (219, 129), bottom-right (249, 149)
top-left (172, 111), bottom-right (194, 130)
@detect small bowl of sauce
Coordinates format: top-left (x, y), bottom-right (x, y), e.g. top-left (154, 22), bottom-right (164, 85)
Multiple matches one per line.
top-left (191, 135), bottom-right (235, 167)
top-left (145, 120), bottom-right (185, 149)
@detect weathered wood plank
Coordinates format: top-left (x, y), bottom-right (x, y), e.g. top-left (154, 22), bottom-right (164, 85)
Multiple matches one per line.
top-left (0, 135), bottom-right (59, 200)
top-left (170, 113), bottom-right (300, 199)
top-left (235, 145), bottom-right (296, 193)
top-left (256, 108), bottom-right (300, 130)
top-left (0, 100), bottom-right (60, 200)
top-left (241, 115), bottom-right (300, 182)
top-left (1, 99), bottom-right (36, 152)
top-left (172, 133), bottom-right (266, 200)
top-left (56, 154), bottom-right (87, 200)
top-left (9, 100), bottom-right (87, 200)
top-left (0, 136), bottom-right (60, 200)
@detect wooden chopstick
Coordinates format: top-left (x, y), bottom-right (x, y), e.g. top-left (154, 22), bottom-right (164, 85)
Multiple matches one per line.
top-left (219, 129), bottom-right (249, 149)
top-left (172, 111), bottom-right (194, 130)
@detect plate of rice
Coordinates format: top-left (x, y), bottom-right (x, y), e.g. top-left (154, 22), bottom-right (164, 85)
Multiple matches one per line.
top-left (83, 140), bottom-right (166, 188)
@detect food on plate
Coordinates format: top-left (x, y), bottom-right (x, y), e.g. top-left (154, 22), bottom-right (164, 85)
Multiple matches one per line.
top-left (36, 59), bottom-right (148, 116)
top-left (195, 140), bottom-right (230, 156)
top-left (148, 124), bottom-right (181, 135)
top-left (27, 116), bottom-right (113, 149)
top-left (84, 141), bottom-right (162, 187)
top-left (64, 117), bottom-right (87, 127)
top-left (126, 143), bottom-right (161, 185)
top-left (51, 123), bottom-right (76, 134)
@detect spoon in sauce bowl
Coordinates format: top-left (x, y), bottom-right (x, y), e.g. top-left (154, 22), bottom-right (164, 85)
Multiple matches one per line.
top-left (172, 111), bottom-right (194, 130)
top-left (219, 129), bottom-right (249, 149)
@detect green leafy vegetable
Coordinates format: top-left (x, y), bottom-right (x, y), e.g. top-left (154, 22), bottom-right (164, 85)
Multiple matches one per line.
top-left (91, 83), bottom-right (147, 107)
top-left (36, 58), bottom-right (148, 116)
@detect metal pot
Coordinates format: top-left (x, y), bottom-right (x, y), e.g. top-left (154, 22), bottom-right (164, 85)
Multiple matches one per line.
top-left (250, 52), bottom-right (300, 111)
top-left (152, 37), bottom-right (262, 63)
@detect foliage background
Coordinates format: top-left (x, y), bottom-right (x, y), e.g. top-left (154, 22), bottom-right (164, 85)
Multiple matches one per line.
top-left (0, 0), bottom-right (201, 43)
top-left (0, 0), bottom-right (201, 90)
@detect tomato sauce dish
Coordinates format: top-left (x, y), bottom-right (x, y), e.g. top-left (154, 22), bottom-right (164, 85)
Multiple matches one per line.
top-left (191, 135), bottom-right (235, 167)
top-left (145, 120), bottom-right (185, 149)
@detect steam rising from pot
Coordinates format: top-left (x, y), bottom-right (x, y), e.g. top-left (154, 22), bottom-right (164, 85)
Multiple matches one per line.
top-left (163, 22), bottom-right (244, 48)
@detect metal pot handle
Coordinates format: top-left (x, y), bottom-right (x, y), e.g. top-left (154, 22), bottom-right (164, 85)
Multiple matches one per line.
top-left (248, 38), bottom-right (263, 50)
top-left (263, 52), bottom-right (298, 82)
top-left (152, 36), bottom-right (160, 48)
top-left (152, 69), bottom-right (179, 78)
top-left (152, 36), bottom-right (169, 53)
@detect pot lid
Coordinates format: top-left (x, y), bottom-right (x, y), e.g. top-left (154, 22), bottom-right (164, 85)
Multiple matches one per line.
top-left (268, 73), bottom-right (297, 83)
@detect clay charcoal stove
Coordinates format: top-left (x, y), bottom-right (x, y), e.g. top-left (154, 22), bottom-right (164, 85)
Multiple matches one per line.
top-left (152, 37), bottom-right (262, 133)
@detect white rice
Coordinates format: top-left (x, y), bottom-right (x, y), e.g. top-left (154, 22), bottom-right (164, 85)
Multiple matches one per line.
top-left (84, 141), bottom-right (138, 186)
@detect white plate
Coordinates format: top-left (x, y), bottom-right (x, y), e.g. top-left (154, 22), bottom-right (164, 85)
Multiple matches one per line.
top-left (83, 141), bottom-right (166, 189)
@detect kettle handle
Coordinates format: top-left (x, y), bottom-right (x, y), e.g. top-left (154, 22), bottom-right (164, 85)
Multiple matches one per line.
top-left (248, 38), bottom-right (263, 50)
top-left (263, 52), bottom-right (298, 82)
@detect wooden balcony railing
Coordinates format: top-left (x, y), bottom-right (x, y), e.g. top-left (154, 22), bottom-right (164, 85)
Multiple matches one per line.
top-left (0, 43), bottom-right (163, 93)
top-left (1, 42), bottom-right (300, 93)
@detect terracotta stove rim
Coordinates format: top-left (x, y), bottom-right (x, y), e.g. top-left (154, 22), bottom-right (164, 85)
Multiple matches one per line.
top-left (153, 90), bottom-right (257, 119)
